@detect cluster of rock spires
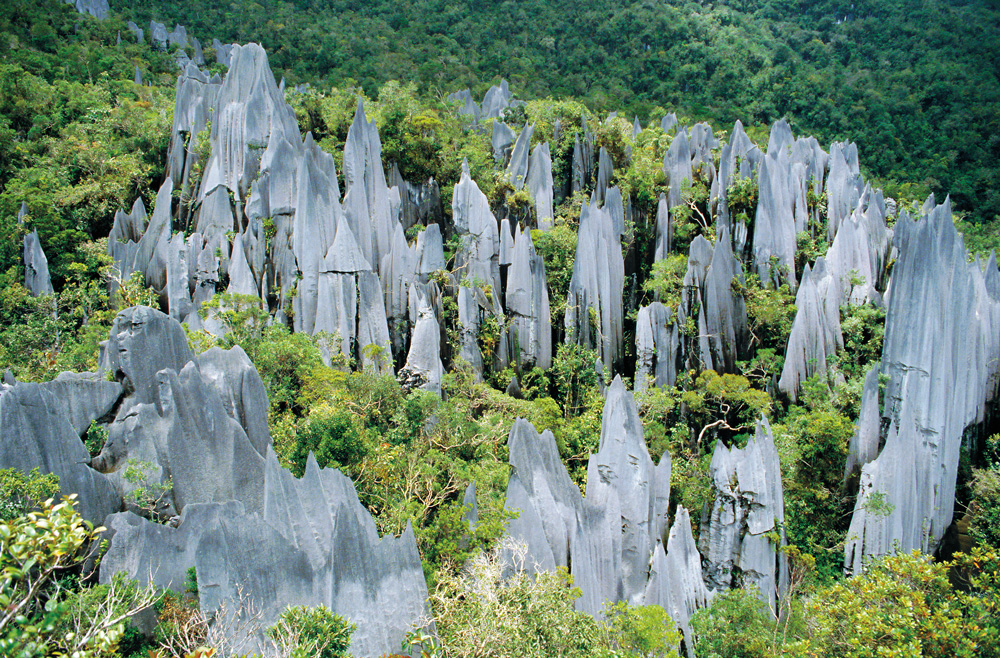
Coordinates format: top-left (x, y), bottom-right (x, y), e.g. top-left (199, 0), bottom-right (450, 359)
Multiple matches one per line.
top-left (844, 196), bottom-right (1000, 572)
top-left (14, 25), bottom-right (999, 654)
top-left (0, 306), bottom-right (429, 656)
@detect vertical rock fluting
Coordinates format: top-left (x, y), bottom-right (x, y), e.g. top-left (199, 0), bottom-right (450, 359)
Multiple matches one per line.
top-left (777, 258), bottom-right (843, 402)
top-left (501, 379), bottom-right (706, 644)
top-left (699, 417), bottom-right (788, 611)
top-left (844, 198), bottom-right (1000, 573)
top-left (565, 197), bottom-right (624, 373)
top-left (506, 226), bottom-right (552, 370)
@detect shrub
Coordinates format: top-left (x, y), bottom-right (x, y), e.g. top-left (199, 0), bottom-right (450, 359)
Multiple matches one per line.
top-left (291, 406), bottom-right (368, 477)
top-left (267, 604), bottom-right (355, 658)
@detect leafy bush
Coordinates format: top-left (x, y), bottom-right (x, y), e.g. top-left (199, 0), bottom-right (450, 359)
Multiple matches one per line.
top-left (806, 551), bottom-right (977, 657)
top-left (267, 604), bottom-right (355, 658)
top-left (689, 588), bottom-right (778, 658)
top-left (291, 406), bottom-right (368, 477)
top-left (0, 467), bottom-right (59, 520)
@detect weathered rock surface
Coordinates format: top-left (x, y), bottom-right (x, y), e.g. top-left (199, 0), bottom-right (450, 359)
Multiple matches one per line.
top-left (845, 198), bottom-right (1000, 572)
top-left (699, 417), bottom-right (788, 609)
top-left (778, 258), bottom-right (843, 402)
top-left (23, 229), bottom-right (54, 296)
top-left (67, 0), bottom-right (108, 20)
top-left (0, 380), bottom-right (121, 524)
top-left (101, 451), bottom-right (430, 657)
top-left (527, 142), bottom-right (554, 230)
top-left (642, 507), bottom-right (712, 658)
top-left (634, 302), bottom-right (677, 390)
top-left (844, 363), bottom-right (881, 481)
top-left (565, 197), bottom-right (624, 373)
top-left (506, 226), bottom-right (552, 370)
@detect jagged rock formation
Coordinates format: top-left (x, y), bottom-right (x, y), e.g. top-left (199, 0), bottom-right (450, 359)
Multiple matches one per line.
top-left (565, 197), bottom-right (625, 373)
top-left (634, 302), bottom-right (678, 391)
top-left (101, 451), bottom-right (430, 657)
top-left (845, 198), bottom-right (1000, 573)
top-left (0, 375), bottom-right (121, 524)
top-left (777, 258), bottom-right (843, 402)
top-left (505, 226), bottom-right (552, 370)
top-left (823, 184), bottom-right (892, 305)
top-left (0, 305), bottom-right (437, 657)
top-left (126, 21), bottom-right (143, 44)
top-left (23, 228), bottom-right (54, 297)
top-left (67, 0), bottom-right (109, 20)
top-left (642, 507), bottom-right (712, 658)
top-left (672, 230), bottom-right (749, 375)
top-left (503, 379), bottom-right (704, 642)
top-left (699, 417), bottom-right (788, 610)
top-left (844, 363), bottom-right (881, 481)
top-left (527, 142), bottom-right (554, 230)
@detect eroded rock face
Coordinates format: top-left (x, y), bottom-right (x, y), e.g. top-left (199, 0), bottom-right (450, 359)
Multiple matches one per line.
top-left (778, 258), bottom-right (843, 402)
top-left (634, 302), bottom-right (678, 391)
top-left (501, 379), bottom-right (705, 644)
top-left (845, 198), bottom-right (1000, 573)
top-left (506, 226), bottom-right (552, 370)
top-left (23, 229), bottom-right (54, 297)
top-left (0, 379), bottom-right (121, 524)
top-left (101, 452), bottom-right (430, 658)
top-left (565, 197), bottom-right (624, 373)
top-left (642, 507), bottom-right (712, 658)
top-left (699, 417), bottom-right (787, 610)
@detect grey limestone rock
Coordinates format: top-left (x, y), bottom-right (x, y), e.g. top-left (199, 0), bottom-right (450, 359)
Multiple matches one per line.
top-left (491, 120), bottom-right (516, 163)
top-left (505, 418), bottom-right (583, 572)
top-left (400, 286), bottom-right (445, 395)
top-left (195, 346), bottom-right (272, 457)
top-left (212, 39), bottom-right (234, 67)
top-left (584, 377), bottom-right (670, 605)
top-left (527, 142), bottom-right (554, 230)
top-left (149, 21), bottom-right (168, 51)
top-left (660, 113), bottom-right (678, 134)
top-left (101, 451), bottom-right (430, 658)
top-left (642, 507), bottom-right (712, 658)
top-left (23, 229), bottom-right (54, 296)
top-left (504, 376), bottom-right (521, 399)
top-left (777, 257), bottom-right (843, 402)
top-left (452, 160), bottom-right (502, 298)
top-left (68, 0), bottom-right (109, 19)
top-left (499, 218), bottom-right (515, 266)
top-left (654, 193), bottom-right (672, 261)
top-left (506, 122), bottom-right (534, 191)
top-left (167, 24), bottom-right (188, 50)
top-left (126, 21), bottom-right (143, 44)
top-left (595, 146), bottom-right (613, 205)
top-left (844, 363), bottom-right (881, 481)
top-left (663, 128), bottom-right (692, 209)
top-left (101, 306), bottom-right (194, 405)
top-left (342, 99), bottom-right (394, 269)
top-left (702, 227), bottom-right (749, 374)
top-left (456, 286), bottom-right (485, 380)
top-left (752, 149), bottom-right (798, 290)
top-left (824, 184), bottom-right (892, 305)
top-left (447, 89), bottom-right (480, 124)
top-left (505, 226), bottom-right (552, 370)
top-left (565, 197), bottom-right (624, 373)
top-left (481, 79), bottom-right (512, 120)
top-left (699, 417), bottom-right (788, 609)
top-left (715, 120), bottom-right (761, 252)
top-left (0, 380), bottom-right (120, 524)
top-left (634, 302), bottom-right (677, 391)
top-left (825, 141), bottom-right (864, 243)
top-left (95, 358), bottom-right (266, 516)
top-left (356, 271), bottom-right (393, 374)
top-left (845, 198), bottom-right (1000, 572)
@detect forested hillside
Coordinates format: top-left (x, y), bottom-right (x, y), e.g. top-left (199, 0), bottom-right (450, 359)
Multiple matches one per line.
top-left (2, 0), bottom-right (1000, 656)
top-left (107, 0), bottom-right (1000, 227)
